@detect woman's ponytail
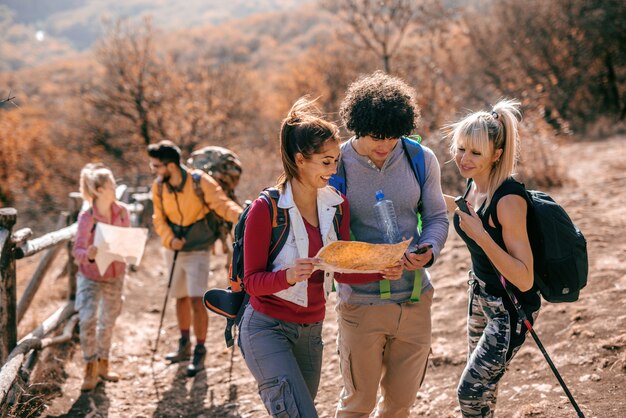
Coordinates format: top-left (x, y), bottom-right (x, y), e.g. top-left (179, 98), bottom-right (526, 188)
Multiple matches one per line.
top-left (489, 99), bottom-right (521, 194)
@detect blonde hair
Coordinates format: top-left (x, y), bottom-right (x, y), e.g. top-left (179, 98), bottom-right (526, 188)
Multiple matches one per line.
top-left (79, 163), bottom-right (116, 204)
top-left (449, 99), bottom-right (522, 209)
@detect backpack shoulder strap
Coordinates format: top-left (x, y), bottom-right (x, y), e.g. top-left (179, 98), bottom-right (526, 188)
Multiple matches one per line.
top-left (261, 187), bottom-right (290, 264)
top-left (156, 180), bottom-right (169, 223)
top-left (191, 170), bottom-right (210, 211)
top-left (328, 187), bottom-right (344, 237)
top-left (487, 179), bottom-right (527, 229)
top-left (401, 135), bottom-right (426, 234)
top-left (401, 135), bottom-right (426, 192)
top-left (329, 141), bottom-right (350, 194)
top-left (329, 157), bottom-right (347, 195)
top-left (87, 208), bottom-right (97, 233)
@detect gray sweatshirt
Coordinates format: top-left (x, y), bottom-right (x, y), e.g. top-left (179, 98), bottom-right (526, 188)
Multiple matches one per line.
top-left (336, 137), bottom-right (449, 305)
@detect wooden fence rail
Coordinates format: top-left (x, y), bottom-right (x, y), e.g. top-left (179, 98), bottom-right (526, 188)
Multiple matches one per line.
top-left (0, 193), bottom-right (82, 414)
top-left (16, 214), bottom-right (68, 323)
top-left (0, 305), bottom-right (78, 407)
top-left (15, 222), bottom-right (78, 260)
top-left (0, 185), bottom-right (146, 413)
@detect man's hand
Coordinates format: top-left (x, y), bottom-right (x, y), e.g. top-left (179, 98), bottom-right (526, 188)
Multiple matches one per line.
top-left (171, 238), bottom-right (186, 251)
top-left (403, 244), bottom-right (433, 270)
top-left (381, 260), bottom-right (403, 280)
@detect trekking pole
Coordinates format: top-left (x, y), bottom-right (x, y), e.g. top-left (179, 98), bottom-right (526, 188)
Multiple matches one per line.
top-left (498, 275), bottom-right (586, 418)
top-left (151, 249), bottom-right (180, 401)
top-left (227, 342), bottom-right (238, 401)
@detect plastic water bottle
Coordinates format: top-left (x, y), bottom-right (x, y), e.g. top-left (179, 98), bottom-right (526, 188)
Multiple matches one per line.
top-left (373, 190), bottom-right (401, 244)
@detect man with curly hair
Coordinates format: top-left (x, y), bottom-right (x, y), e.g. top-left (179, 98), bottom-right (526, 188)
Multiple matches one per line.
top-left (330, 72), bottom-right (449, 417)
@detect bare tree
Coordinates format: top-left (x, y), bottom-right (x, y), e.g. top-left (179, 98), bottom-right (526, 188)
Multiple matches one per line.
top-left (88, 17), bottom-right (173, 148)
top-left (324, 0), bottom-right (446, 73)
top-left (171, 61), bottom-right (261, 155)
top-left (85, 18), bottom-right (261, 160)
top-left (463, 0), bottom-right (626, 131)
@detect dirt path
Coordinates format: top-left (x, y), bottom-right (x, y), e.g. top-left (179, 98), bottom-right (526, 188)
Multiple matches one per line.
top-left (23, 136), bottom-right (626, 417)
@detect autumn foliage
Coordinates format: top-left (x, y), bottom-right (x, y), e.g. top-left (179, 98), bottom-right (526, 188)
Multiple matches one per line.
top-left (0, 0), bottom-right (624, 229)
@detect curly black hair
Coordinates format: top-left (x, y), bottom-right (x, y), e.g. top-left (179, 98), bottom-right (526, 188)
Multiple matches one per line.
top-left (339, 71), bottom-right (420, 139)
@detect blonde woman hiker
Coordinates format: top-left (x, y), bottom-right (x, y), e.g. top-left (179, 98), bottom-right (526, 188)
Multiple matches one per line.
top-left (445, 100), bottom-right (541, 417)
top-left (72, 163), bottom-right (130, 391)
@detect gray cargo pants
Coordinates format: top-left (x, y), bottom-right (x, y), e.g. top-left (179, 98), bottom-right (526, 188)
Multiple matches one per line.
top-left (238, 304), bottom-right (323, 418)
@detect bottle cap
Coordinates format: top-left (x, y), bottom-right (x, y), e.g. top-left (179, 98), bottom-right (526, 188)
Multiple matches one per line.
top-left (375, 190), bottom-right (384, 201)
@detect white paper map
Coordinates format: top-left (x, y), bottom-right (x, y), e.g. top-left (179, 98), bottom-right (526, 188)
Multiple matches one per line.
top-left (93, 223), bottom-right (149, 275)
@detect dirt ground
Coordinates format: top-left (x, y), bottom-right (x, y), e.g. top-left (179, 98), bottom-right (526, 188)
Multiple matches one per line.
top-left (11, 136), bottom-right (626, 417)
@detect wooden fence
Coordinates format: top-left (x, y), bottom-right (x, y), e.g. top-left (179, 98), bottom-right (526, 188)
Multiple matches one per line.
top-left (0, 186), bottom-right (147, 414)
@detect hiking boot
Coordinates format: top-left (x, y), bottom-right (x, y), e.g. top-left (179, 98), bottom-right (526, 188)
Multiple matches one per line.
top-left (98, 358), bottom-right (120, 382)
top-left (81, 361), bottom-right (99, 391)
top-left (186, 345), bottom-right (206, 377)
top-left (165, 337), bottom-right (192, 363)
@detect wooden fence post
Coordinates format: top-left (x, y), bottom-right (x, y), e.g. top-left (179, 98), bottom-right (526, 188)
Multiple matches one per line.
top-left (0, 208), bottom-right (17, 364)
top-left (66, 193), bottom-right (83, 301)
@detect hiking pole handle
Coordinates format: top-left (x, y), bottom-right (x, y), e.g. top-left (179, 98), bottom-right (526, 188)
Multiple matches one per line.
top-left (166, 250), bottom-right (180, 289)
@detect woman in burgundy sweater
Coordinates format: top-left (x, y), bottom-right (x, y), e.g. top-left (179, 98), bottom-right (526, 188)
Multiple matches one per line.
top-left (238, 98), bottom-right (402, 418)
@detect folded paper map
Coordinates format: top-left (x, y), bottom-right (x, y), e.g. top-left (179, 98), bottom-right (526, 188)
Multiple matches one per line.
top-left (315, 239), bottom-right (411, 273)
top-left (93, 223), bottom-right (149, 275)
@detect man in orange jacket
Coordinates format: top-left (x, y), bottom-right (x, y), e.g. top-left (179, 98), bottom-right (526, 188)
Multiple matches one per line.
top-left (148, 140), bottom-right (243, 376)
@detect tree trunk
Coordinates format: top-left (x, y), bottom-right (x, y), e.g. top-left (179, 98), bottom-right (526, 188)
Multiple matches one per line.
top-left (604, 53), bottom-right (621, 114)
top-left (383, 54), bottom-right (391, 74)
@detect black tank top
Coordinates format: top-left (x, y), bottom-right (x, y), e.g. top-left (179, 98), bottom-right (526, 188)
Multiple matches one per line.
top-left (453, 178), bottom-right (540, 308)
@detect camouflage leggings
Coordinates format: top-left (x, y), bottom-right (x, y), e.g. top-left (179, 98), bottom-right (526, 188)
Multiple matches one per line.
top-left (76, 273), bottom-right (124, 362)
top-left (457, 274), bottom-right (537, 417)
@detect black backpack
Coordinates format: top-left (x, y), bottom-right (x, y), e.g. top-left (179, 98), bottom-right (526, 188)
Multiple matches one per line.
top-left (204, 187), bottom-right (343, 347)
top-left (473, 178), bottom-right (588, 303)
top-left (525, 189), bottom-right (588, 302)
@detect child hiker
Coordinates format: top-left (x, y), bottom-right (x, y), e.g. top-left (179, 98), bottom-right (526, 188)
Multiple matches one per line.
top-left (238, 97), bottom-right (402, 417)
top-left (72, 163), bottom-right (130, 391)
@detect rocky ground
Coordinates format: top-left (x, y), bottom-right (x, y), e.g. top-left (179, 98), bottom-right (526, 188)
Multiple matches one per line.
top-left (10, 136), bottom-right (626, 417)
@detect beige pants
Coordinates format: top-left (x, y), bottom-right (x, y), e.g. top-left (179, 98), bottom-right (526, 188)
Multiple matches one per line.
top-left (335, 288), bottom-right (434, 418)
top-left (164, 250), bottom-right (210, 298)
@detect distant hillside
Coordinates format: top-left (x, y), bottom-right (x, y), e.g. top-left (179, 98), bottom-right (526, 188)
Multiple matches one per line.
top-left (0, 0), bottom-right (312, 71)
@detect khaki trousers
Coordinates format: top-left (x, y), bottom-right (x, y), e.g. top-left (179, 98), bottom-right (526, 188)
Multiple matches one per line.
top-left (335, 288), bottom-right (434, 418)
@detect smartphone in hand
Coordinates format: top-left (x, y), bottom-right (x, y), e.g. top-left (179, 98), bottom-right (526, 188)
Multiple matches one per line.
top-left (454, 196), bottom-right (471, 215)
top-left (412, 244), bottom-right (433, 255)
